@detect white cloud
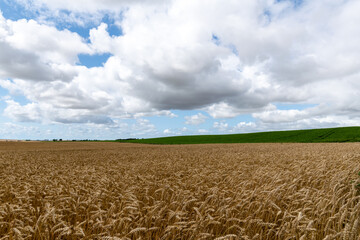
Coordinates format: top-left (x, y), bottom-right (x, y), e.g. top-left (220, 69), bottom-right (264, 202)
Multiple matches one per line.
top-left (163, 129), bottom-right (173, 135)
top-left (253, 109), bottom-right (309, 123)
top-left (4, 100), bottom-right (41, 122)
top-left (0, 14), bottom-right (89, 83)
top-left (185, 113), bottom-right (207, 125)
top-left (130, 119), bottom-right (157, 136)
top-left (213, 121), bottom-right (229, 132)
top-left (5, 19), bottom-right (91, 64)
top-left (232, 122), bottom-right (257, 133)
top-left (198, 129), bottom-right (208, 134)
top-left (1, 0), bottom-right (360, 131)
top-left (251, 104), bottom-right (360, 132)
top-left (89, 23), bottom-right (113, 53)
top-left (205, 102), bottom-right (242, 119)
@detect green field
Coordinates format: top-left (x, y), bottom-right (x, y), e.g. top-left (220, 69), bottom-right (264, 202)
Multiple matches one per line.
top-left (117, 126), bottom-right (360, 144)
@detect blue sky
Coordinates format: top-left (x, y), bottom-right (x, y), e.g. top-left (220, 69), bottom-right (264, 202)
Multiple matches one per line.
top-left (0, 0), bottom-right (359, 140)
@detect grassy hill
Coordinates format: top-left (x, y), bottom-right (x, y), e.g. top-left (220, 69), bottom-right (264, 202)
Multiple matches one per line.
top-left (117, 127), bottom-right (360, 144)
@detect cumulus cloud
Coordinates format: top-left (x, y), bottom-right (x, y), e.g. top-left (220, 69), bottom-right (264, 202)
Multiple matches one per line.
top-left (3, 99), bottom-right (114, 124)
top-left (1, 0), bottom-right (360, 130)
top-left (185, 113), bottom-right (207, 125)
top-left (253, 109), bottom-right (310, 123)
top-left (213, 121), bottom-right (229, 132)
top-left (0, 14), bottom-right (89, 82)
top-left (3, 100), bottom-right (41, 122)
top-left (3, 18), bottom-right (91, 64)
top-left (89, 23), bottom-right (114, 53)
top-left (163, 129), bottom-right (173, 135)
top-left (198, 129), bottom-right (208, 134)
top-left (130, 119), bottom-right (157, 136)
top-left (252, 105), bottom-right (360, 132)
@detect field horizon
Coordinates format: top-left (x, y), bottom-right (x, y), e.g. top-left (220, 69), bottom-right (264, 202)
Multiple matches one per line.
top-left (117, 126), bottom-right (360, 144)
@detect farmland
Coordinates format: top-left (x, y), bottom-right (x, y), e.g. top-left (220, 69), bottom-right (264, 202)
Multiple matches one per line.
top-left (117, 127), bottom-right (360, 144)
top-left (1, 142), bottom-right (360, 239)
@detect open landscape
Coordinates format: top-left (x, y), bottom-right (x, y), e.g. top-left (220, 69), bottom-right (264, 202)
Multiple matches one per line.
top-left (1, 0), bottom-right (360, 239)
top-left (1, 141), bottom-right (360, 239)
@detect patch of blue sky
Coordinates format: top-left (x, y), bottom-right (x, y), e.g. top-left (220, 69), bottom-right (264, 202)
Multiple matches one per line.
top-left (0, 86), bottom-right (8, 97)
top-left (77, 53), bottom-right (112, 68)
top-left (102, 14), bottom-right (123, 37)
top-left (62, 23), bottom-right (93, 40)
top-left (0, 2), bottom-right (123, 40)
top-left (107, 23), bottom-right (123, 37)
top-left (0, 1), bottom-right (36, 21)
top-left (44, 9), bottom-right (95, 40)
top-left (0, 85), bottom-right (31, 105)
top-left (55, 12), bottom-right (123, 40)
top-left (12, 94), bottom-right (31, 105)
top-left (274, 103), bottom-right (317, 110)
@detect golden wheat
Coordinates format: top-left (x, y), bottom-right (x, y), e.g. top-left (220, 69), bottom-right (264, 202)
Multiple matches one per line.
top-left (1, 142), bottom-right (360, 239)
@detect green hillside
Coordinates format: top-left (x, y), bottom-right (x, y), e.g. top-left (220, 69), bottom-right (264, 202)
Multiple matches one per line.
top-left (117, 127), bottom-right (360, 144)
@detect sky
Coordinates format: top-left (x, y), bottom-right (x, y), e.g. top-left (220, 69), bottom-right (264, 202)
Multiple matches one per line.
top-left (0, 0), bottom-right (360, 140)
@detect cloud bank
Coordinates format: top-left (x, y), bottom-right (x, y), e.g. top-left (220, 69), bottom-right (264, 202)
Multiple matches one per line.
top-left (1, 0), bottom-right (360, 133)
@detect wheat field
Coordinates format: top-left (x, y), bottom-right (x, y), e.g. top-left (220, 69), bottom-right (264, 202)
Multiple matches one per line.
top-left (1, 142), bottom-right (360, 239)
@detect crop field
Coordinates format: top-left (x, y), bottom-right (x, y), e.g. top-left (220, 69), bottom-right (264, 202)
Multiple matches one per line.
top-left (118, 127), bottom-right (360, 144)
top-left (1, 142), bottom-right (360, 239)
